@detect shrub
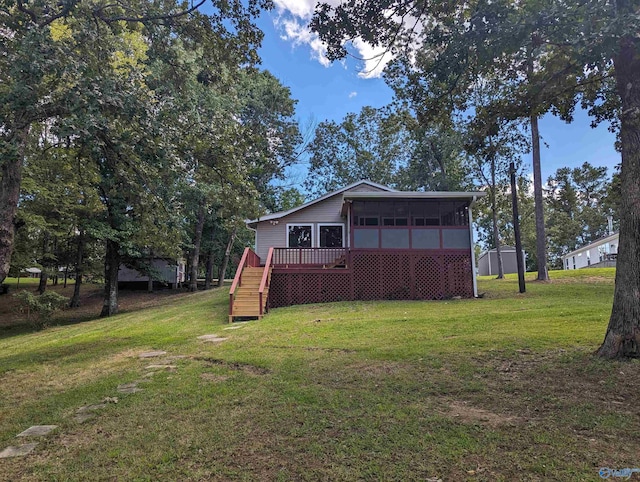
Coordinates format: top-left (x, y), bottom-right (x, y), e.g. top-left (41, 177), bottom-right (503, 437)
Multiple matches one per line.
top-left (13, 290), bottom-right (69, 330)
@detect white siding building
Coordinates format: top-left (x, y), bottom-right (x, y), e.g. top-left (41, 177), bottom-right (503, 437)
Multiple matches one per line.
top-left (561, 233), bottom-right (618, 270)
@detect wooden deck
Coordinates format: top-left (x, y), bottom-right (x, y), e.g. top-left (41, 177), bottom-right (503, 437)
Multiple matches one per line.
top-left (229, 247), bottom-right (474, 318)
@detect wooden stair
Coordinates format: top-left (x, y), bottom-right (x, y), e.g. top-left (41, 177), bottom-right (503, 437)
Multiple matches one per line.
top-left (230, 266), bottom-right (271, 322)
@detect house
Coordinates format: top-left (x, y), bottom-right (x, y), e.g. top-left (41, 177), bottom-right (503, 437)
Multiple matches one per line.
top-left (561, 232), bottom-right (618, 270)
top-left (477, 246), bottom-right (526, 276)
top-left (118, 258), bottom-right (186, 289)
top-left (229, 181), bottom-right (486, 321)
top-left (23, 267), bottom-right (42, 278)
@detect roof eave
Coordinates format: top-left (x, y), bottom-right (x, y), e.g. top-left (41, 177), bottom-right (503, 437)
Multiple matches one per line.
top-left (246, 180), bottom-right (397, 225)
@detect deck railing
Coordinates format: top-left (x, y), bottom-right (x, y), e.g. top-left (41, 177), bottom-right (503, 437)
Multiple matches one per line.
top-left (272, 247), bottom-right (348, 268)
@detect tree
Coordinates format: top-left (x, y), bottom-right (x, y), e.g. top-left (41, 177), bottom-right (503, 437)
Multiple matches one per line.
top-left (465, 108), bottom-right (527, 278)
top-left (0, 0), bottom-right (270, 288)
top-left (306, 105), bottom-right (471, 196)
top-left (311, 0), bottom-right (640, 357)
top-left (305, 106), bottom-right (409, 196)
top-left (546, 162), bottom-right (611, 268)
top-left (395, 121), bottom-right (472, 192)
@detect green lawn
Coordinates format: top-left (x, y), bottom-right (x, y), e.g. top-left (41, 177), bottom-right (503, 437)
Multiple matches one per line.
top-left (1, 268), bottom-right (638, 481)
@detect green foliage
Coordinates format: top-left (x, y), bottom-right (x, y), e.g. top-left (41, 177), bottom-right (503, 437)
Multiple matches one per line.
top-left (3, 0), bottom-right (302, 309)
top-left (13, 290), bottom-right (69, 330)
top-left (306, 105), bottom-right (473, 196)
top-left (546, 162), bottom-right (613, 267)
top-left (305, 106), bottom-right (408, 195)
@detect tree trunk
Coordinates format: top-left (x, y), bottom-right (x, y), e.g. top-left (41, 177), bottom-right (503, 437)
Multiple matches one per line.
top-left (37, 272), bottom-right (48, 294)
top-left (70, 230), bottom-right (85, 308)
top-left (530, 114), bottom-right (548, 280)
top-left (218, 227), bottom-right (237, 287)
top-left (0, 127), bottom-right (29, 285)
top-left (597, 34), bottom-right (640, 358)
top-left (204, 222), bottom-right (215, 290)
top-left (147, 254), bottom-right (154, 293)
top-left (204, 253), bottom-right (213, 290)
top-left (189, 200), bottom-right (206, 292)
top-left (100, 239), bottom-right (120, 317)
top-left (490, 152), bottom-right (504, 279)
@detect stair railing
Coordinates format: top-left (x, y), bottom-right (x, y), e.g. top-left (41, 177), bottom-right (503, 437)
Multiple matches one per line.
top-left (258, 247), bottom-right (274, 317)
top-left (229, 247), bottom-right (260, 322)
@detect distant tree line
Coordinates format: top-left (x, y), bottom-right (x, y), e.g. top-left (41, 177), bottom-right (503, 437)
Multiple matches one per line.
top-left (1, 0), bottom-right (302, 317)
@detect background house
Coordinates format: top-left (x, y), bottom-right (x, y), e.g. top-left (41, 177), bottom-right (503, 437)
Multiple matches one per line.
top-left (23, 267), bottom-right (42, 278)
top-left (561, 232), bottom-right (618, 270)
top-left (477, 246), bottom-right (526, 276)
top-left (118, 258), bottom-right (186, 289)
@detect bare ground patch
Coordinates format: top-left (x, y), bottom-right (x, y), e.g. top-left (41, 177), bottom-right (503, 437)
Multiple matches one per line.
top-left (442, 400), bottom-right (526, 427)
top-left (200, 373), bottom-right (230, 383)
top-left (193, 357), bottom-right (271, 376)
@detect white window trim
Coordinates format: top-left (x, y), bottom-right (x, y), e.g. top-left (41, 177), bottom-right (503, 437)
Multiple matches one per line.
top-left (317, 223), bottom-right (345, 248)
top-left (286, 223), bottom-right (313, 248)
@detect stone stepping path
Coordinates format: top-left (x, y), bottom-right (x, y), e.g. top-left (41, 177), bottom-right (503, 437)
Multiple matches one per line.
top-left (145, 364), bottom-right (177, 370)
top-left (0, 343), bottom-right (234, 458)
top-left (138, 350), bottom-right (167, 358)
top-left (197, 334), bottom-right (228, 343)
top-left (16, 425), bottom-right (58, 437)
top-left (0, 425), bottom-right (59, 458)
top-left (117, 382), bottom-right (143, 394)
top-left (74, 398), bottom-right (118, 423)
top-left (0, 443), bottom-right (39, 458)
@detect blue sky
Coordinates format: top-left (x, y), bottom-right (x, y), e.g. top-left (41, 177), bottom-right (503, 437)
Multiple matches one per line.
top-left (254, 4), bottom-right (620, 189)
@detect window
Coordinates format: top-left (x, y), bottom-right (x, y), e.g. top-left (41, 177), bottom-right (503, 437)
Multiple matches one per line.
top-left (318, 224), bottom-right (344, 248)
top-left (441, 202), bottom-right (469, 226)
top-left (378, 201), bottom-right (409, 226)
top-left (287, 224), bottom-right (312, 248)
top-left (353, 201), bottom-right (379, 226)
top-left (411, 201), bottom-right (440, 226)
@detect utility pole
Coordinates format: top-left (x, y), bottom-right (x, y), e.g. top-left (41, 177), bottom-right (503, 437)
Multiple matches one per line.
top-left (510, 162), bottom-right (526, 293)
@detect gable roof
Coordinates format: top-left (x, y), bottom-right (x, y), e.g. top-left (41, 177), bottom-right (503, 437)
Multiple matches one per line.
top-left (247, 180), bottom-right (395, 227)
top-left (561, 232), bottom-right (619, 260)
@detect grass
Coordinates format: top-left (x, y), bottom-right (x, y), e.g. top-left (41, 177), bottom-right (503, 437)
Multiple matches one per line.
top-left (0, 268), bottom-right (638, 481)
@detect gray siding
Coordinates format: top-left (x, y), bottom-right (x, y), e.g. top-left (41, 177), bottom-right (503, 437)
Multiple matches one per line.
top-left (347, 184), bottom-right (388, 193)
top-left (254, 184), bottom-right (386, 262)
top-left (478, 249), bottom-right (523, 276)
top-left (118, 259), bottom-right (185, 284)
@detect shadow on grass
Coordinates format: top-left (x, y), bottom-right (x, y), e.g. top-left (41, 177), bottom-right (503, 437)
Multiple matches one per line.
top-left (0, 338), bottom-right (136, 374)
top-left (0, 284), bottom-right (230, 341)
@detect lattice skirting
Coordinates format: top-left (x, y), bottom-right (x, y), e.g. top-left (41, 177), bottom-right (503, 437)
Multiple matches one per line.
top-left (269, 251), bottom-right (473, 308)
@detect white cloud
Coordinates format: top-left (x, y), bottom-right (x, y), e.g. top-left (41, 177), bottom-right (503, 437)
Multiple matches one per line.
top-left (272, 0), bottom-right (392, 78)
top-left (351, 39), bottom-right (393, 79)
top-left (348, 91), bottom-right (358, 98)
top-left (278, 17), bottom-right (330, 67)
top-left (273, 0), bottom-right (317, 19)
